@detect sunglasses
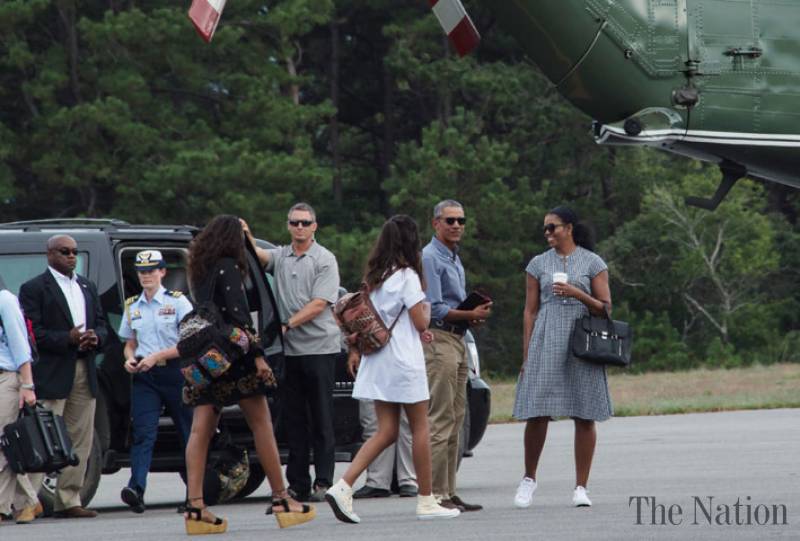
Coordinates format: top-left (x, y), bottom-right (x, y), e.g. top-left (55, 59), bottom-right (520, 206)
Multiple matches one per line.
top-left (543, 223), bottom-right (564, 235)
top-left (442, 217), bottom-right (467, 226)
top-left (55, 248), bottom-right (79, 256)
top-left (288, 219), bottom-right (314, 227)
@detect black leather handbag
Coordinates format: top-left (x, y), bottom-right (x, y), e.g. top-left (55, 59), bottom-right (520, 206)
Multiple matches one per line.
top-left (570, 306), bottom-right (632, 367)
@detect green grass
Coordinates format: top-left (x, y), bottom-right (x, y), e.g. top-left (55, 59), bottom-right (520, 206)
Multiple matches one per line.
top-left (486, 362), bottom-right (800, 423)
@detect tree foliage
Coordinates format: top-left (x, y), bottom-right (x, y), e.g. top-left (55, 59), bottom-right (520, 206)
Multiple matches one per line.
top-left (1, 0), bottom-right (798, 373)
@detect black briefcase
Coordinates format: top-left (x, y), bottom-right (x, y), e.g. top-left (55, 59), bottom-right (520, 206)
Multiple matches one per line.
top-left (1, 403), bottom-right (80, 474)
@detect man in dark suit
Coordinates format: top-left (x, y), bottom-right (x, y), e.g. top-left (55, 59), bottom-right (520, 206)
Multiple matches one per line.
top-left (19, 234), bottom-right (108, 518)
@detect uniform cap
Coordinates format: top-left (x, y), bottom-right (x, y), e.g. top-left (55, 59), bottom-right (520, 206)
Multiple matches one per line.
top-left (134, 250), bottom-right (166, 270)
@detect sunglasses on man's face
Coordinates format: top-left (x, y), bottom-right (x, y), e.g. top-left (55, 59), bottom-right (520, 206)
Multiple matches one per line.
top-left (288, 219), bottom-right (314, 228)
top-left (55, 248), bottom-right (79, 256)
top-left (442, 217), bottom-right (467, 226)
top-left (543, 223), bottom-right (564, 235)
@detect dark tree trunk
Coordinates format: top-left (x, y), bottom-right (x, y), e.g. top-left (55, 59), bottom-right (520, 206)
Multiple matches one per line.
top-left (766, 183), bottom-right (797, 225)
top-left (379, 60), bottom-right (395, 216)
top-left (57, 0), bottom-right (82, 104)
top-left (601, 148), bottom-right (617, 221)
top-left (330, 18), bottom-right (342, 207)
top-left (439, 35), bottom-right (452, 125)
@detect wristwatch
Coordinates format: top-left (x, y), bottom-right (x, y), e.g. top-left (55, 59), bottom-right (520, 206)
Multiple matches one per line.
top-left (20, 383), bottom-right (35, 391)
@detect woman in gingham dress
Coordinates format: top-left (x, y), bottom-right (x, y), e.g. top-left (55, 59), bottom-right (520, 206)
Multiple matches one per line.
top-left (512, 207), bottom-right (613, 510)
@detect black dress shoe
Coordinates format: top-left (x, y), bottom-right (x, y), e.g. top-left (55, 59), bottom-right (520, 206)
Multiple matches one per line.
top-left (287, 487), bottom-right (310, 502)
top-left (451, 494), bottom-right (482, 511)
top-left (309, 484), bottom-right (330, 502)
top-left (397, 485), bottom-right (418, 498)
top-left (120, 486), bottom-right (145, 514)
top-left (353, 485), bottom-right (392, 499)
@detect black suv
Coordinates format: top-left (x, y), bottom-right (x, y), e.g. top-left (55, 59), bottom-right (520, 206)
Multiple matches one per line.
top-left (0, 219), bottom-right (490, 511)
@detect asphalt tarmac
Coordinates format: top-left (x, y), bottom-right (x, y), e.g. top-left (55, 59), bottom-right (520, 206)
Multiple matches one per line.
top-left (2, 409), bottom-right (797, 540)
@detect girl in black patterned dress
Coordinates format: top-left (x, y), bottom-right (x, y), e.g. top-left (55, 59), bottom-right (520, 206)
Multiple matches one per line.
top-left (182, 215), bottom-right (314, 534)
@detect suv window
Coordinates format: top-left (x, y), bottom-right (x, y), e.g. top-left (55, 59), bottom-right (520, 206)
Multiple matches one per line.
top-left (117, 247), bottom-right (190, 300)
top-left (0, 253), bottom-right (88, 295)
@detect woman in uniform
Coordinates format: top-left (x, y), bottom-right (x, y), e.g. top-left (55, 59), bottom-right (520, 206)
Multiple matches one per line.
top-left (118, 250), bottom-right (194, 513)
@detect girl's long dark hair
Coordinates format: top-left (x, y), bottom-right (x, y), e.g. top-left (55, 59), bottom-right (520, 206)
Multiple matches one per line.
top-left (363, 215), bottom-right (425, 290)
top-left (549, 206), bottom-right (595, 252)
top-left (188, 215), bottom-right (247, 286)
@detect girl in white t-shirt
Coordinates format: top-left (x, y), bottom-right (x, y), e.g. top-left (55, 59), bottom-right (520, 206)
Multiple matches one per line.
top-left (326, 216), bottom-right (460, 523)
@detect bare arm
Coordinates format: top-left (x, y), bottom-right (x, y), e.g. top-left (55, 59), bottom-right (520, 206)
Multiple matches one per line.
top-left (240, 218), bottom-right (271, 268)
top-left (588, 270), bottom-right (612, 315)
top-left (18, 361), bottom-right (36, 407)
top-left (408, 301), bottom-right (431, 333)
top-left (138, 346), bottom-right (180, 372)
top-left (123, 338), bottom-right (139, 373)
top-left (253, 245), bottom-right (270, 268)
top-left (123, 339), bottom-right (137, 362)
top-left (287, 298), bottom-right (329, 330)
top-left (522, 274), bottom-right (540, 372)
top-left (442, 302), bottom-right (493, 323)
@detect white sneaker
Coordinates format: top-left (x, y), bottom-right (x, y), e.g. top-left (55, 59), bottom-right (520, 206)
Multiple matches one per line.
top-left (572, 486), bottom-right (592, 507)
top-left (514, 477), bottom-right (537, 508)
top-left (416, 494), bottom-right (460, 520)
top-left (325, 479), bottom-right (361, 523)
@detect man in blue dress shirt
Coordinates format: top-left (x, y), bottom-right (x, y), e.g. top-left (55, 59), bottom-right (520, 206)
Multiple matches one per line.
top-left (0, 282), bottom-right (40, 524)
top-left (421, 200), bottom-right (492, 513)
top-left (117, 250), bottom-right (193, 513)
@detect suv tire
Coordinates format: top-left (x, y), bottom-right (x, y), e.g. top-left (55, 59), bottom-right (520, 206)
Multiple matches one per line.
top-left (457, 399), bottom-right (471, 471)
top-left (233, 463), bottom-right (265, 500)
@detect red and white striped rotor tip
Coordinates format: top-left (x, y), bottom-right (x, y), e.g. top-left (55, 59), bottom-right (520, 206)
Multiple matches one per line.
top-left (429, 0), bottom-right (480, 57)
top-left (188, 0), bottom-right (227, 43)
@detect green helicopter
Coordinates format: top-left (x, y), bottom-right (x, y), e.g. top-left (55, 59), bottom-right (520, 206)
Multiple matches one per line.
top-left (432, 0), bottom-right (800, 209)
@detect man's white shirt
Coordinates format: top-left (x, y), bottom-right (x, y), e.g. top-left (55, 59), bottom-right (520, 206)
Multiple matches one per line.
top-left (48, 266), bottom-right (87, 330)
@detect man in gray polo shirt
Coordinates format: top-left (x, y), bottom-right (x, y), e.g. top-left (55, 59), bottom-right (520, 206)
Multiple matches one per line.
top-left (245, 203), bottom-right (341, 502)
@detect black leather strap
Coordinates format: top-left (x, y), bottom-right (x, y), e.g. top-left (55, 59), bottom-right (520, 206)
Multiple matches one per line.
top-left (431, 320), bottom-right (466, 336)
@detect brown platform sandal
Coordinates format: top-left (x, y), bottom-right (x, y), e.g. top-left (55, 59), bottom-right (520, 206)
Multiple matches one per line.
top-left (184, 498), bottom-right (227, 535)
top-left (268, 498), bottom-right (316, 529)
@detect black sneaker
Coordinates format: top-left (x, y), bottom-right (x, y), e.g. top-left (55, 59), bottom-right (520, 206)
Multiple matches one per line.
top-left (353, 485), bottom-right (392, 499)
top-left (120, 487), bottom-right (145, 514)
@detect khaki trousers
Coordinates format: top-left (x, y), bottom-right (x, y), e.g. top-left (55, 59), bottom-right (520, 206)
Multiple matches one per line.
top-left (423, 329), bottom-right (467, 498)
top-left (28, 360), bottom-right (96, 511)
top-left (359, 399), bottom-right (417, 490)
top-left (0, 371), bottom-right (39, 515)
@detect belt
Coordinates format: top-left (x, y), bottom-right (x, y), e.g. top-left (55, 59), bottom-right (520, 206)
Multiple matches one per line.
top-left (153, 357), bottom-right (181, 367)
top-left (431, 320), bottom-right (467, 336)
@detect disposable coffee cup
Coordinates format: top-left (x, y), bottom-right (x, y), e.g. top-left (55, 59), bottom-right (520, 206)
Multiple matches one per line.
top-left (553, 272), bottom-right (568, 284)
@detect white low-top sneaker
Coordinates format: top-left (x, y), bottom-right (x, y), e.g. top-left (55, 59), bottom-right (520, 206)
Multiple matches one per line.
top-left (325, 479), bottom-right (361, 523)
top-left (514, 477), bottom-right (537, 508)
top-left (417, 494), bottom-right (460, 520)
top-left (572, 486), bottom-right (592, 507)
